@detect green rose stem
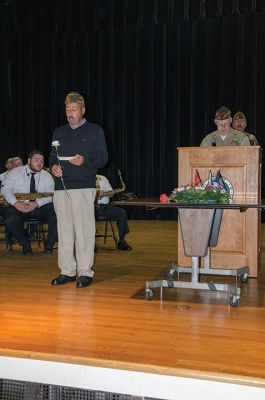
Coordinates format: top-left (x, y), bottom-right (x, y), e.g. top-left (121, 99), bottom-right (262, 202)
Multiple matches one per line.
top-left (52, 143), bottom-right (69, 198)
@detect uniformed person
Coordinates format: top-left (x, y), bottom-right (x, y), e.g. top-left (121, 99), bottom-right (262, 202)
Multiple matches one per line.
top-left (232, 111), bottom-right (258, 146)
top-left (200, 106), bottom-right (251, 147)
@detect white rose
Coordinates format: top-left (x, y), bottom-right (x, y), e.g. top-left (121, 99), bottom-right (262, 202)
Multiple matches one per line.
top-left (52, 140), bottom-right (60, 147)
top-left (177, 186), bottom-right (185, 192)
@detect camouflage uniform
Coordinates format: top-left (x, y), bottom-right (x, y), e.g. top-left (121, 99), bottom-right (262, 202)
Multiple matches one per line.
top-left (201, 107), bottom-right (251, 146)
top-left (200, 127), bottom-right (251, 146)
top-left (244, 132), bottom-right (259, 146)
top-left (232, 111), bottom-right (258, 146)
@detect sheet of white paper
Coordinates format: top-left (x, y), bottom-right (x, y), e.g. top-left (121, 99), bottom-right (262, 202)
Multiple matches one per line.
top-left (58, 156), bottom-right (74, 161)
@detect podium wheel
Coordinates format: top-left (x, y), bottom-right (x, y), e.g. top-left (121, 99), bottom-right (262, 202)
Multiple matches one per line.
top-left (240, 273), bottom-right (248, 282)
top-left (145, 289), bottom-right (154, 300)
top-left (229, 295), bottom-right (240, 307)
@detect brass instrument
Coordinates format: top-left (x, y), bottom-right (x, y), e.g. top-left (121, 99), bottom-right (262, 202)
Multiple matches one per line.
top-left (96, 169), bottom-right (126, 199)
top-left (0, 192), bottom-right (54, 207)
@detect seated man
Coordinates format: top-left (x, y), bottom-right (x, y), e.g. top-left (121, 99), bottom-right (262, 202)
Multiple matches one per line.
top-left (0, 157), bottom-right (13, 184)
top-left (1, 149), bottom-right (57, 255)
top-left (96, 175), bottom-right (132, 251)
top-left (11, 156), bottom-right (23, 168)
top-left (232, 111), bottom-right (258, 145)
top-left (200, 106), bottom-right (251, 146)
top-left (0, 156), bottom-right (24, 193)
top-left (0, 157), bottom-right (19, 216)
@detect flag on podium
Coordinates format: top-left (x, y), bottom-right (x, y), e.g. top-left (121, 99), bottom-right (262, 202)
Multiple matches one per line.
top-left (205, 170), bottom-right (213, 188)
top-left (193, 169), bottom-right (202, 187)
top-left (213, 169), bottom-right (225, 189)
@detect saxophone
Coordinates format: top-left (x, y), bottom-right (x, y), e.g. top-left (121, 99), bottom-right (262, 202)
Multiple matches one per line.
top-left (96, 169), bottom-right (126, 199)
top-left (0, 192), bottom-right (54, 207)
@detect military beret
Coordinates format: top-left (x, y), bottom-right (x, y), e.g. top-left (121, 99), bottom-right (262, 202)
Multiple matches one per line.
top-left (65, 92), bottom-right (85, 106)
top-left (233, 111), bottom-right (246, 121)
top-left (215, 106), bottom-right (231, 120)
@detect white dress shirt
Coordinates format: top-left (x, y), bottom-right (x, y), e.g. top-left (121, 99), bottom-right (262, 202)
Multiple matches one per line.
top-left (1, 165), bottom-right (55, 207)
top-left (96, 175), bottom-right (112, 205)
top-left (0, 170), bottom-right (9, 194)
top-left (0, 170), bottom-right (9, 182)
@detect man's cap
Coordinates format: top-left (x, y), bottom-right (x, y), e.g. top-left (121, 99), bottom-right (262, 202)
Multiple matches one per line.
top-left (65, 92), bottom-right (85, 106)
top-left (214, 106), bottom-right (231, 120)
top-left (233, 111), bottom-right (246, 121)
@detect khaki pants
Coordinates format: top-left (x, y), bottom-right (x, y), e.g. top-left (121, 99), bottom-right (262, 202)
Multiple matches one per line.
top-left (53, 189), bottom-right (96, 277)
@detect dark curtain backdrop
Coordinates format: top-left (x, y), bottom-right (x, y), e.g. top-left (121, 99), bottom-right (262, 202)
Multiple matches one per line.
top-left (1, 0), bottom-right (265, 203)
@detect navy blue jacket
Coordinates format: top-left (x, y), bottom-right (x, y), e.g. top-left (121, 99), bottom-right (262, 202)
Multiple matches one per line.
top-left (49, 121), bottom-right (108, 190)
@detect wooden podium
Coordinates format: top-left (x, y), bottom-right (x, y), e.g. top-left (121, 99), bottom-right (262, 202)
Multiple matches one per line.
top-left (177, 146), bottom-right (261, 277)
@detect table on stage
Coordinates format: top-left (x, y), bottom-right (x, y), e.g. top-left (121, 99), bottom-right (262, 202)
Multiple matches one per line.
top-left (113, 198), bottom-right (265, 306)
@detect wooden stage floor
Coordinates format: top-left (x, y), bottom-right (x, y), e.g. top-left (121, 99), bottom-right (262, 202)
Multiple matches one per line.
top-left (0, 220), bottom-right (265, 398)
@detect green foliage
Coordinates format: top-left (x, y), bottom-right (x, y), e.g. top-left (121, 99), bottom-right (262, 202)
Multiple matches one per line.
top-left (168, 188), bottom-right (231, 204)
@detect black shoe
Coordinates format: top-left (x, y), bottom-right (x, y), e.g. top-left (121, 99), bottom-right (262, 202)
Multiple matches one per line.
top-left (117, 239), bottom-right (132, 251)
top-left (76, 276), bottom-right (93, 288)
top-left (22, 242), bottom-right (32, 255)
top-left (44, 241), bottom-right (54, 254)
top-left (51, 274), bottom-right (76, 286)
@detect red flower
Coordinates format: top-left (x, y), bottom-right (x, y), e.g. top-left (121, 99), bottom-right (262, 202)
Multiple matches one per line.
top-left (160, 194), bottom-right (169, 203)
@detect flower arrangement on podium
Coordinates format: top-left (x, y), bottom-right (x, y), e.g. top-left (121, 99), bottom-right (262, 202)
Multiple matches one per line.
top-left (165, 169), bottom-right (232, 204)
